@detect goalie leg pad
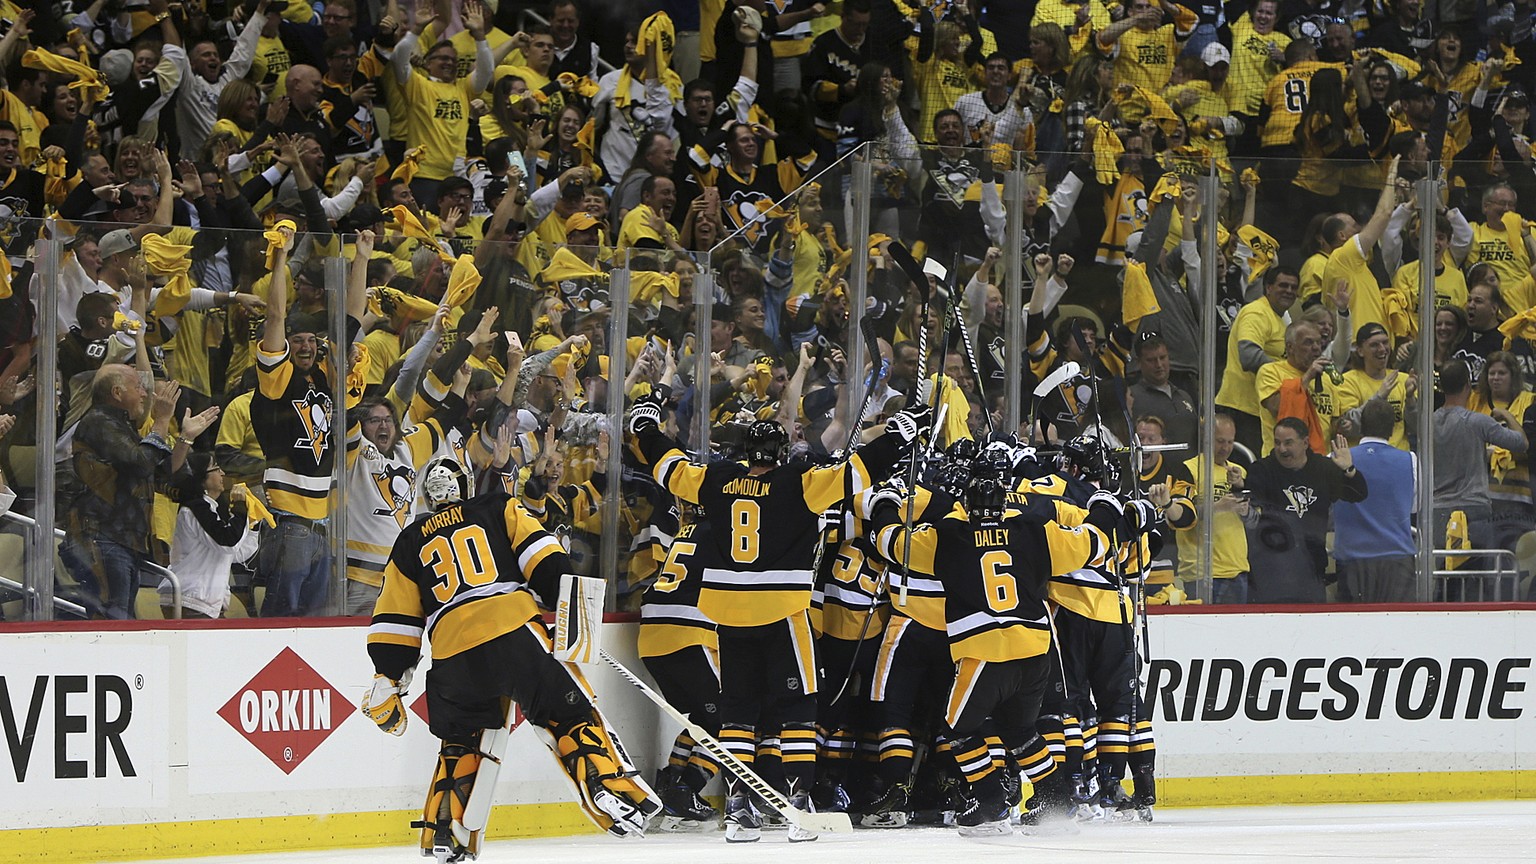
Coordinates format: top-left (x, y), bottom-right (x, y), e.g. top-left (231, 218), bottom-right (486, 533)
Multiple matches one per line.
top-left (416, 741), bottom-right (481, 860)
top-left (552, 717), bottom-right (661, 837)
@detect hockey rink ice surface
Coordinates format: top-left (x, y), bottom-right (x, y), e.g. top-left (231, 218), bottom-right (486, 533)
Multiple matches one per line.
top-left (132, 801), bottom-right (1536, 864)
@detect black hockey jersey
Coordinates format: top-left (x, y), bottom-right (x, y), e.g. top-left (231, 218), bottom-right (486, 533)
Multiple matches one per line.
top-left (634, 427), bottom-right (902, 627)
top-left (367, 491), bottom-right (569, 679)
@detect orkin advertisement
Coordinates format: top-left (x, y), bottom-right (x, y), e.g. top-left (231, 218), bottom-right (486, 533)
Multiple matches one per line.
top-left (0, 638), bottom-right (170, 809)
top-left (1144, 610), bottom-right (1536, 779)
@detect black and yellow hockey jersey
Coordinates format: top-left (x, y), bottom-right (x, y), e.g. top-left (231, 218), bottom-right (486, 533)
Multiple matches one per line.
top-left (1012, 474), bottom-right (1144, 624)
top-left (253, 319), bottom-right (361, 520)
top-left (366, 491), bottom-right (569, 680)
top-left (638, 517), bottom-right (720, 658)
top-left (865, 484), bottom-right (965, 634)
top-left (869, 500), bottom-right (1113, 663)
top-left (632, 427), bottom-right (902, 628)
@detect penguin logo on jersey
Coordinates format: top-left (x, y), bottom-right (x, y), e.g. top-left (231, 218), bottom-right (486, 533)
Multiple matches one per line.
top-left (291, 388), bottom-right (333, 461)
top-left (371, 464), bottom-right (418, 528)
top-left (1282, 484), bottom-right (1317, 518)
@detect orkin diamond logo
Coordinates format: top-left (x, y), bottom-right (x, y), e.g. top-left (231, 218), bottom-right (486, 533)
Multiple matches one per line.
top-left (217, 647), bottom-right (354, 774)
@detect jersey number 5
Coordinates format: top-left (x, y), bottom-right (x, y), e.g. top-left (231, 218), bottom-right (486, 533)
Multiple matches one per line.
top-left (654, 541), bottom-right (697, 593)
top-left (730, 500), bottom-right (761, 563)
top-left (980, 550), bottom-right (1017, 613)
top-left (422, 525), bottom-right (498, 604)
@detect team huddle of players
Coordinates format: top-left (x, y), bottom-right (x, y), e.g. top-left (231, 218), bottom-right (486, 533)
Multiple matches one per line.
top-left (626, 396), bottom-right (1168, 842)
top-left (361, 387), bottom-right (1168, 859)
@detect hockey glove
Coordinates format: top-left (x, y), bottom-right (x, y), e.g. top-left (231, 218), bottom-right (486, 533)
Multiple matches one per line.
top-left (362, 671), bottom-right (412, 736)
top-left (1124, 499), bottom-right (1163, 535)
top-left (885, 402), bottom-right (932, 446)
top-left (626, 398), bottom-right (662, 435)
top-left (865, 480), bottom-right (908, 516)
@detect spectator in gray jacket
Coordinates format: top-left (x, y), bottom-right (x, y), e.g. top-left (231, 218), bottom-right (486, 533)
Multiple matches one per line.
top-left (1433, 359), bottom-right (1529, 600)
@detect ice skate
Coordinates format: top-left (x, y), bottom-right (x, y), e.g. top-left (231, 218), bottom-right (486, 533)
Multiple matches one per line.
top-left (724, 792), bottom-right (762, 843)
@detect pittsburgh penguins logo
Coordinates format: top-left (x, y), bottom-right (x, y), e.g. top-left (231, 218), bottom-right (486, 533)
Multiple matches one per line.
top-left (371, 464), bottom-right (417, 528)
top-left (1283, 484), bottom-right (1317, 518)
top-left (0, 196), bottom-right (30, 251)
top-left (930, 157), bottom-right (980, 208)
top-left (291, 388), bottom-right (333, 461)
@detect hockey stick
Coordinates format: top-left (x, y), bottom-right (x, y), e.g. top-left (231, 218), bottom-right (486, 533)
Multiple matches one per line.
top-left (598, 650), bottom-right (854, 834)
top-left (951, 256), bottom-right (995, 439)
top-left (887, 242), bottom-right (936, 608)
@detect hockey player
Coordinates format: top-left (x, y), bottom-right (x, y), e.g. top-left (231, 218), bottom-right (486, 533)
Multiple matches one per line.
top-left (867, 449), bottom-right (1161, 836)
top-left (638, 501), bottom-right (724, 831)
top-left (626, 399), bottom-right (926, 842)
top-left (1051, 434), bottom-right (1166, 821)
top-left (363, 458), bottom-right (658, 862)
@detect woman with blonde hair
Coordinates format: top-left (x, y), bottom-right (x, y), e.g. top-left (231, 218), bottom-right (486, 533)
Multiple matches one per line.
top-left (1471, 350), bottom-right (1535, 553)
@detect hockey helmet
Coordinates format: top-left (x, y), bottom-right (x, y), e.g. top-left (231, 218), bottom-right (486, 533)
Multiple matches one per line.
top-left (1058, 434), bottom-right (1110, 482)
top-left (945, 437), bottom-right (979, 466)
top-left (930, 458), bottom-right (972, 499)
top-left (966, 448), bottom-right (1012, 521)
top-left (422, 457), bottom-right (471, 510)
top-left (742, 420), bottom-right (790, 467)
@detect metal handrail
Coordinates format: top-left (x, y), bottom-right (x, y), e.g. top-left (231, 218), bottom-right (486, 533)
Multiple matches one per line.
top-left (0, 575), bottom-right (87, 617)
top-left (0, 510), bottom-right (182, 619)
top-left (1431, 548), bottom-right (1520, 602)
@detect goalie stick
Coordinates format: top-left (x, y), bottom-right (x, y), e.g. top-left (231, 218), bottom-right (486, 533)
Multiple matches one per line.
top-left (599, 650), bottom-right (854, 834)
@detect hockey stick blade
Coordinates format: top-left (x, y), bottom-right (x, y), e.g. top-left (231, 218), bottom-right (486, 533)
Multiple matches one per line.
top-left (1033, 360), bottom-right (1081, 398)
top-left (598, 651), bottom-right (853, 834)
top-left (887, 241), bottom-right (932, 306)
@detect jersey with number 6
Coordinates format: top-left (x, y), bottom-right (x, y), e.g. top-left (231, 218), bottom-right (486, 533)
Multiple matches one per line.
top-left (367, 491), bottom-right (570, 680)
top-left (869, 504), bottom-right (1112, 663)
top-left (633, 427), bottom-right (903, 628)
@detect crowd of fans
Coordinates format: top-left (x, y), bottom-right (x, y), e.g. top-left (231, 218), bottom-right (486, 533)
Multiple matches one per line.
top-left (1, 0), bottom-right (1535, 621)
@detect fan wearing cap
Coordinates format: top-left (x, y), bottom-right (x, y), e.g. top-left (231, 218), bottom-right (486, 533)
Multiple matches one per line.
top-left (534, 211), bottom-right (611, 313)
top-left (1096, 0), bottom-right (1198, 93)
top-left (1333, 321), bottom-right (1414, 450)
top-left (1164, 41), bottom-right (1242, 164)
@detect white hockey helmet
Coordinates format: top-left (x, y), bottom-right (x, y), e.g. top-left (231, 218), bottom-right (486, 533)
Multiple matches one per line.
top-left (422, 458), bottom-right (470, 510)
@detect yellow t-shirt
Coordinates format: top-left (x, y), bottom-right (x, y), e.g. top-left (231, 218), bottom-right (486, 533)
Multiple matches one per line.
top-left (616, 203), bottom-right (679, 250)
top-left (1465, 213), bottom-right (1532, 294)
top-left (1335, 368), bottom-right (1410, 450)
top-left (1112, 24), bottom-right (1179, 92)
top-left (1216, 297), bottom-right (1288, 416)
top-left (1325, 235), bottom-right (1385, 333)
top-left (1171, 457), bottom-right (1248, 580)
top-left (1033, 0), bottom-right (1112, 62)
top-left (0, 89), bottom-right (42, 166)
top-left (1300, 251), bottom-right (1328, 307)
top-left (1223, 16), bottom-right (1290, 117)
top-left (1255, 360), bottom-right (1337, 454)
top-left (1390, 255), bottom-right (1469, 318)
top-left (402, 72), bottom-right (479, 180)
top-left (911, 50), bottom-right (980, 142)
top-left (252, 34), bottom-right (292, 94)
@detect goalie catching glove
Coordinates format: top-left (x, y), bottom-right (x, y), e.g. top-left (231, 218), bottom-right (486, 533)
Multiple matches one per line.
top-left (362, 670), bottom-right (413, 736)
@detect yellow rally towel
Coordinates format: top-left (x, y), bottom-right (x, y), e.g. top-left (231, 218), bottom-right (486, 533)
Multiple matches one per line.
top-left (112, 311), bottom-right (141, 333)
top-left (391, 146), bottom-right (426, 184)
top-left (1236, 224), bottom-right (1279, 283)
top-left (557, 72), bottom-right (601, 101)
top-left (144, 233), bottom-right (195, 317)
top-left (1148, 174), bottom-right (1182, 205)
top-left (540, 246), bottom-right (605, 284)
top-left (237, 484), bottom-right (278, 528)
top-left (443, 254), bottom-right (481, 309)
top-left (1491, 446), bottom-right (1518, 483)
top-left (264, 219), bottom-right (296, 270)
top-left (44, 152), bottom-right (75, 206)
top-left (927, 373), bottom-right (973, 447)
top-left (630, 270), bottom-right (680, 305)
top-left (1381, 287), bottom-right (1418, 340)
top-left (1241, 167), bottom-right (1261, 188)
top-left (1121, 260), bottom-right (1160, 332)
top-left (1444, 509), bottom-right (1470, 569)
top-left (620, 11), bottom-right (685, 107)
top-left (374, 286), bottom-right (439, 323)
top-left (1083, 117), bottom-right (1121, 186)
top-left (743, 355), bottom-right (775, 399)
top-left (1111, 84), bottom-right (1177, 127)
top-left (347, 342), bottom-right (371, 405)
top-left (389, 205), bottom-right (452, 261)
top-left (1499, 303), bottom-right (1536, 344)
top-left (23, 47), bottom-right (109, 104)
